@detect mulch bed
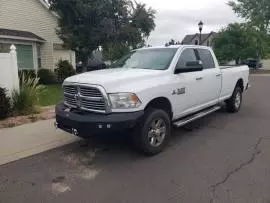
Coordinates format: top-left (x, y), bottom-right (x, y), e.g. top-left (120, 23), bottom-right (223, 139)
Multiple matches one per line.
top-left (0, 106), bottom-right (55, 129)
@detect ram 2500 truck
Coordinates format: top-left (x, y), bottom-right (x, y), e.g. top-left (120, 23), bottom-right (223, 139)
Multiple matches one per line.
top-left (55, 45), bottom-right (249, 155)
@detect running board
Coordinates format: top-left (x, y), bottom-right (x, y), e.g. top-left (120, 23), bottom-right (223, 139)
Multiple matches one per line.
top-left (173, 106), bottom-right (221, 128)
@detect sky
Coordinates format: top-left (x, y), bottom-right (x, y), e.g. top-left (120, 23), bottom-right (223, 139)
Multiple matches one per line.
top-left (139, 0), bottom-right (241, 46)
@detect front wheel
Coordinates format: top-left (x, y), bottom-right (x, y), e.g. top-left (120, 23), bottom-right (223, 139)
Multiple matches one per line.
top-left (226, 86), bottom-right (243, 113)
top-left (133, 108), bottom-right (171, 156)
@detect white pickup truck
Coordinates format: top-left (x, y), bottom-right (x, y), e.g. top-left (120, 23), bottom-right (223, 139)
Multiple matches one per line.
top-left (55, 45), bottom-right (249, 155)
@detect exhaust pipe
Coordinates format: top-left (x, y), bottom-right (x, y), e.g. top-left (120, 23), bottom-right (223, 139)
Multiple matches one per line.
top-left (54, 121), bottom-right (58, 129)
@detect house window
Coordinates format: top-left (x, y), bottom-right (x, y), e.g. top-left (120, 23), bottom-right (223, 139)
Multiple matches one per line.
top-left (37, 44), bottom-right (42, 68)
top-left (207, 40), bottom-right (210, 46)
top-left (16, 44), bottom-right (34, 69)
top-left (0, 43), bottom-right (10, 53)
top-left (195, 40), bottom-right (199, 45)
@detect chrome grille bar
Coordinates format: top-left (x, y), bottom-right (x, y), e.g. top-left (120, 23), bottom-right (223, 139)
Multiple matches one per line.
top-left (63, 84), bottom-right (110, 113)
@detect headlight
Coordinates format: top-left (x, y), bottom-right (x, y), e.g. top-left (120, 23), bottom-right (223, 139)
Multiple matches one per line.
top-left (109, 93), bottom-right (141, 109)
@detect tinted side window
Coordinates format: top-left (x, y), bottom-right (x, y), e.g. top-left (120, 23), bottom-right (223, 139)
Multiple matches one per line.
top-left (176, 49), bottom-right (197, 69)
top-left (197, 49), bottom-right (215, 69)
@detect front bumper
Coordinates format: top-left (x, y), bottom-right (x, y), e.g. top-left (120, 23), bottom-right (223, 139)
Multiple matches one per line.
top-left (55, 103), bottom-right (144, 138)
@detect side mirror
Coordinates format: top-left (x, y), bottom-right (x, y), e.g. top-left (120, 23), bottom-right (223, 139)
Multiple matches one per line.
top-left (175, 60), bottom-right (203, 74)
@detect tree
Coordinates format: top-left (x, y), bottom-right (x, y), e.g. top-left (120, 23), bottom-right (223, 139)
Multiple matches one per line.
top-left (228, 0), bottom-right (270, 32)
top-left (102, 1), bottom-right (156, 61)
top-left (213, 23), bottom-right (269, 64)
top-left (49, 0), bottom-right (156, 62)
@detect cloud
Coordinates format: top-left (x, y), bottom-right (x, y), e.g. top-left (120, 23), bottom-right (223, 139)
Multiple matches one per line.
top-left (143, 0), bottom-right (241, 45)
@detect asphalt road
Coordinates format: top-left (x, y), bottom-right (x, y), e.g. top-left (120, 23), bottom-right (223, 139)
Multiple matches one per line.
top-left (1, 75), bottom-right (270, 203)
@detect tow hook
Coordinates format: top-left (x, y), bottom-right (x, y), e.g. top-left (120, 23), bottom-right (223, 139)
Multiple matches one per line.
top-left (54, 121), bottom-right (58, 129)
top-left (72, 128), bottom-right (78, 136)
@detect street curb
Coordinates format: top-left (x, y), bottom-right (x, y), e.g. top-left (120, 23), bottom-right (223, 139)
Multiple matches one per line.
top-left (250, 74), bottom-right (270, 76)
top-left (0, 119), bottom-right (80, 166)
top-left (0, 136), bottom-right (80, 166)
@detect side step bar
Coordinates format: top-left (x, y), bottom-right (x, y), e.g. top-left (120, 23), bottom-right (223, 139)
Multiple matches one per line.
top-left (173, 106), bottom-right (221, 128)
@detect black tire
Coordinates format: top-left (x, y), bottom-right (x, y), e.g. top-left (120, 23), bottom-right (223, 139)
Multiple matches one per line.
top-left (226, 86), bottom-right (243, 113)
top-left (133, 108), bottom-right (171, 156)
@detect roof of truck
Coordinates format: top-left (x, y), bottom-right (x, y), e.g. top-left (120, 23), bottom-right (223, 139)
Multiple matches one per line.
top-left (138, 45), bottom-right (210, 50)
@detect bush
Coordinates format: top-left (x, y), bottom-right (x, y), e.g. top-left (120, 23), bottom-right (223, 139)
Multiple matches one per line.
top-left (55, 60), bottom-right (75, 83)
top-left (0, 87), bottom-right (11, 119)
top-left (12, 74), bottom-right (44, 115)
top-left (19, 70), bottom-right (36, 84)
top-left (38, 69), bottom-right (57, 85)
top-left (19, 69), bottom-right (36, 79)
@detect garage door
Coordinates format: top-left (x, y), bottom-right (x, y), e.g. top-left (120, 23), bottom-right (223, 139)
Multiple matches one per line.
top-left (16, 44), bottom-right (34, 69)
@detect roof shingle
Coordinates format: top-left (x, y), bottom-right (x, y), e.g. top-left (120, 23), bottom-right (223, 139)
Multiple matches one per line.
top-left (0, 28), bottom-right (45, 42)
top-left (181, 32), bottom-right (216, 44)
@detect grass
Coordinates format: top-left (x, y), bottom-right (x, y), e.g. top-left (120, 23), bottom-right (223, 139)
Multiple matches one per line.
top-left (38, 84), bottom-right (62, 106)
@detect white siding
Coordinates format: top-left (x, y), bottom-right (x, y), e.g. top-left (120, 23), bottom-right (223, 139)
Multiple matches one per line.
top-left (53, 50), bottom-right (76, 68)
top-left (0, 0), bottom-right (74, 69)
top-left (190, 35), bottom-right (215, 46)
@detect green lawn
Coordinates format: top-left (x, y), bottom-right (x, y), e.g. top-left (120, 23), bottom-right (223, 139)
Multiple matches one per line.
top-left (38, 84), bottom-right (63, 106)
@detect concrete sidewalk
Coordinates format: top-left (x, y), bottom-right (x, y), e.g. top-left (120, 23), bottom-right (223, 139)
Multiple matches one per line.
top-left (0, 119), bottom-right (80, 166)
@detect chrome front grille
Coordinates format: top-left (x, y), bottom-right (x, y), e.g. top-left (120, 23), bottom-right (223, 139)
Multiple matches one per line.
top-left (64, 94), bottom-right (77, 107)
top-left (81, 99), bottom-right (106, 111)
top-left (63, 84), bottom-right (108, 113)
top-left (64, 86), bottom-right (76, 95)
top-left (80, 87), bottom-right (103, 98)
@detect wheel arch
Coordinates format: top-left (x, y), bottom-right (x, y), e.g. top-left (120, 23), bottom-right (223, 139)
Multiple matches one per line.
top-left (236, 78), bottom-right (244, 92)
top-left (144, 97), bottom-right (173, 120)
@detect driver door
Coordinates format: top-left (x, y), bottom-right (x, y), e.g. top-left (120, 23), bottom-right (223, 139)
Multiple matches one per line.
top-left (172, 48), bottom-right (204, 119)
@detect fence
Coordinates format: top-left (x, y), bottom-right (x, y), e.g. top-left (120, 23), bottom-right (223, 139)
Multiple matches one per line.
top-left (0, 45), bottom-right (19, 96)
top-left (262, 59), bottom-right (270, 70)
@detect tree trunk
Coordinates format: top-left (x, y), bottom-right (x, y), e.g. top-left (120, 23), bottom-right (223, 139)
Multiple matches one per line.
top-left (235, 58), bottom-right (240, 65)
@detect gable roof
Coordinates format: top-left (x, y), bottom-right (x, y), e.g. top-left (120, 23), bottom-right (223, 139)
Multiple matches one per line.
top-left (181, 34), bottom-right (198, 44)
top-left (0, 28), bottom-right (45, 42)
top-left (182, 32), bottom-right (216, 44)
top-left (38, 0), bottom-right (59, 18)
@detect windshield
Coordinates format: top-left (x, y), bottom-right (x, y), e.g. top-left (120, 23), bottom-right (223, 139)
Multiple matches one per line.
top-left (111, 48), bottom-right (178, 70)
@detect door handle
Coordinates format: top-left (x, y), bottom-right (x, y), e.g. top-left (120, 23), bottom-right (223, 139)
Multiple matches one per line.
top-left (216, 74), bottom-right (222, 77)
top-left (196, 77), bottom-right (203, 81)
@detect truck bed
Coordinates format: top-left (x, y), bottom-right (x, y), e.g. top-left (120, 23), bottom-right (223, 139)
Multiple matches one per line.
top-left (219, 65), bottom-right (249, 100)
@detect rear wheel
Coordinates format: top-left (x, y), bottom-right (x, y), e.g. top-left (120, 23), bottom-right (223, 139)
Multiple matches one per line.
top-left (226, 86), bottom-right (242, 113)
top-left (133, 108), bottom-right (171, 156)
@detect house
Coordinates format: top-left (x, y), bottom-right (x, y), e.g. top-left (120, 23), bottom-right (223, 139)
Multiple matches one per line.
top-left (181, 32), bottom-right (216, 46)
top-left (0, 0), bottom-right (75, 72)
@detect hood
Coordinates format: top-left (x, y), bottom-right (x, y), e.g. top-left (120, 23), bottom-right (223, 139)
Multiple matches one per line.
top-left (65, 68), bottom-right (165, 92)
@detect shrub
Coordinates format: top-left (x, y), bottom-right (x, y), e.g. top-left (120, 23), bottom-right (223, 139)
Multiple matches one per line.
top-left (12, 74), bottom-right (44, 115)
top-left (38, 69), bottom-right (57, 85)
top-left (55, 60), bottom-right (75, 83)
top-left (19, 70), bottom-right (36, 84)
top-left (0, 87), bottom-right (11, 119)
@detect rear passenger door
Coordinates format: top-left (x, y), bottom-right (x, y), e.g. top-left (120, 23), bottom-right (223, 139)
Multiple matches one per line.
top-left (195, 48), bottom-right (222, 108)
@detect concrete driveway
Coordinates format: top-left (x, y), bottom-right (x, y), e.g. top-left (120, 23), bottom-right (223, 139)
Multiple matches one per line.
top-left (0, 75), bottom-right (270, 203)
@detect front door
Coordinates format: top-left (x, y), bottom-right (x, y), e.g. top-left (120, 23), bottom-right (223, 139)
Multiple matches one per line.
top-left (172, 48), bottom-right (204, 118)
